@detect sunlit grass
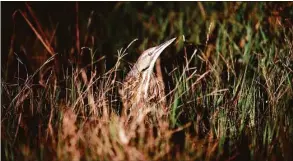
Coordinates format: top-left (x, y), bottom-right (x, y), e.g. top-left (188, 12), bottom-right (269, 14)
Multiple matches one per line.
top-left (2, 2), bottom-right (293, 161)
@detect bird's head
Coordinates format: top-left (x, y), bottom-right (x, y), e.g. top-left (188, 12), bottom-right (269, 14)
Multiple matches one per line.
top-left (127, 38), bottom-right (176, 101)
top-left (129, 38), bottom-right (176, 77)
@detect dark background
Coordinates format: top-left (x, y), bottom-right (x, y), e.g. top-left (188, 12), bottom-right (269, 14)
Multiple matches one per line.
top-left (1, 2), bottom-right (293, 161)
top-left (2, 2), bottom-right (293, 83)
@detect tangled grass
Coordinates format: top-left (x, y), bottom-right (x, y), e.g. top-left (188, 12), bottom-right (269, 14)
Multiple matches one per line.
top-left (2, 2), bottom-right (293, 161)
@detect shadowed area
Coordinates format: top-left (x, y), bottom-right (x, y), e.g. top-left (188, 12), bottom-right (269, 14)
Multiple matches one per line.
top-left (1, 2), bottom-right (293, 161)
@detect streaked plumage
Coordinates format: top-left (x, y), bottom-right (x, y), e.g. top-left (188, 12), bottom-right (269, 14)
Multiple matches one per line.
top-left (120, 38), bottom-right (176, 115)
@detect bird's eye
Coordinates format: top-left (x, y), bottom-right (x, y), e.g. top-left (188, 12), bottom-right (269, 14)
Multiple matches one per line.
top-left (142, 66), bottom-right (149, 71)
top-left (148, 52), bottom-right (153, 56)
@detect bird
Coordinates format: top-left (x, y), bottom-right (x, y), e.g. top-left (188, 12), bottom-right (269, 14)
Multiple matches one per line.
top-left (120, 38), bottom-right (176, 116)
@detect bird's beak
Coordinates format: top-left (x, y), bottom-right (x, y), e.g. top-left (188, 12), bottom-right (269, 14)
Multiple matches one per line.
top-left (147, 37), bottom-right (176, 70)
top-left (152, 38), bottom-right (176, 61)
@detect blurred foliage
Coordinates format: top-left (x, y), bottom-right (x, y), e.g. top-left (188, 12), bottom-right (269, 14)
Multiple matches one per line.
top-left (1, 2), bottom-right (293, 161)
top-left (2, 2), bottom-right (292, 72)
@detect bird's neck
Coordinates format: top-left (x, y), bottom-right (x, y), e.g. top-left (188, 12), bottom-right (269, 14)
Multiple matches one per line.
top-left (127, 65), bottom-right (140, 78)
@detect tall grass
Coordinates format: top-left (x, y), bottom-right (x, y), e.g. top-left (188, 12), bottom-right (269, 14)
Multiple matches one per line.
top-left (2, 2), bottom-right (293, 161)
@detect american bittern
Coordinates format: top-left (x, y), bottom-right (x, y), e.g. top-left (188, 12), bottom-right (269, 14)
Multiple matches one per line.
top-left (120, 38), bottom-right (176, 115)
